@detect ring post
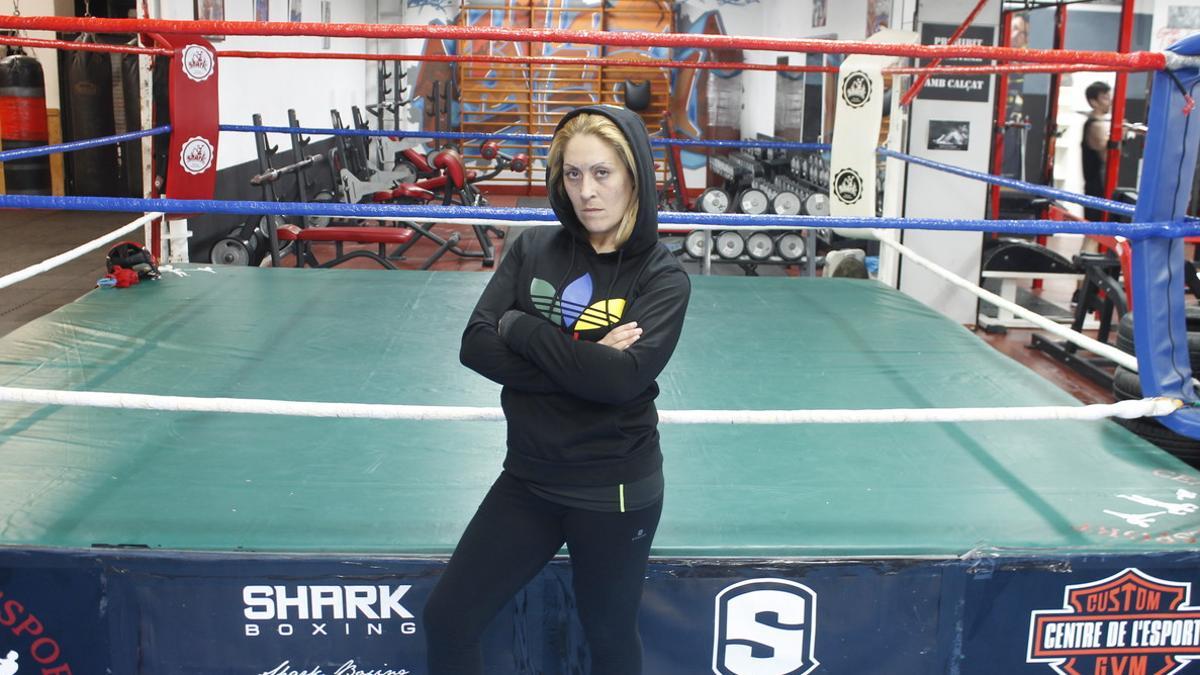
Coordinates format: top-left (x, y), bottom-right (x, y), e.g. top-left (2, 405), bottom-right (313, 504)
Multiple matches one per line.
top-left (1130, 34), bottom-right (1200, 437)
top-left (146, 33), bottom-right (220, 263)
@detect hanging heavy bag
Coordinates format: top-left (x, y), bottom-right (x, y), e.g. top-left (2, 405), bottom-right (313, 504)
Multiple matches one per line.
top-left (150, 54), bottom-right (170, 192)
top-left (120, 51), bottom-right (143, 197)
top-left (0, 51), bottom-right (51, 194)
top-left (66, 34), bottom-right (119, 196)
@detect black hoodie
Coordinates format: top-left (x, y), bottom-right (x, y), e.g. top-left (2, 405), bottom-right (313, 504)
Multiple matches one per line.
top-left (460, 105), bottom-right (691, 487)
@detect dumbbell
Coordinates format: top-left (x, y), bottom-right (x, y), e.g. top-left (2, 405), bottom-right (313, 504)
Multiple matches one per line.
top-left (708, 155), bottom-right (737, 182)
top-left (775, 232), bottom-right (806, 261)
top-left (479, 140), bottom-right (530, 172)
top-left (684, 230), bottom-right (714, 259)
top-left (211, 218), bottom-right (267, 266)
top-left (753, 177), bottom-right (801, 216)
top-left (774, 175), bottom-right (802, 194)
top-left (735, 186), bottom-right (770, 215)
top-left (715, 231), bottom-right (746, 259)
top-left (804, 193), bottom-right (830, 217)
top-left (697, 187), bottom-right (731, 214)
top-left (745, 231), bottom-right (775, 260)
top-left (728, 152), bottom-right (764, 178)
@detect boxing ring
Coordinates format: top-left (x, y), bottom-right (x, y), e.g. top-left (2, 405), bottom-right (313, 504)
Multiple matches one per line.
top-left (4, 13), bottom-right (1200, 675)
top-left (1, 265), bottom-right (1196, 674)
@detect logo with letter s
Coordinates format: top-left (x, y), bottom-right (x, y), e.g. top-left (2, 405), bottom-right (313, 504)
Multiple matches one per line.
top-left (712, 578), bottom-right (819, 675)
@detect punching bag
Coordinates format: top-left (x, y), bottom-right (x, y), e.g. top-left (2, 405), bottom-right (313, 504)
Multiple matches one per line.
top-left (66, 34), bottom-right (118, 196)
top-left (151, 54), bottom-right (169, 195)
top-left (0, 52), bottom-right (51, 195)
top-left (121, 51), bottom-right (143, 197)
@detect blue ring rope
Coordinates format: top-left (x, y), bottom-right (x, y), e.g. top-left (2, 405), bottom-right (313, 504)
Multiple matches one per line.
top-left (878, 147), bottom-right (1137, 218)
top-left (217, 124), bottom-right (831, 152)
top-left (0, 126), bottom-right (172, 163)
top-left (218, 123), bottom-right (1141, 217)
top-left (0, 193), bottom-right (1191, 240)
top-left (0, 124), bottom-right (1149, 226)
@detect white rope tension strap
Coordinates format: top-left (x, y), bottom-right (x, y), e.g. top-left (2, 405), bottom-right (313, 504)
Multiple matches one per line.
top-left (0, 212), bottom-right (164, 290)
top-left (0, 386), bottom-right (1181, 424)
top-left (369, 216), bottom-right (812, 232)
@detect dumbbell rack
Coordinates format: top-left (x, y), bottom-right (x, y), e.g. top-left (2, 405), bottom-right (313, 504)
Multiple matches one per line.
top-left (681, 145), bottom-right (835, 276)
top-left (681, 228), bottom-right (818, 277)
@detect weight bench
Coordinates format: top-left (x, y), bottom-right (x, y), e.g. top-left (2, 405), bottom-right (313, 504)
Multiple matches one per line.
top-left (274, 223), bottom-right (459, 271)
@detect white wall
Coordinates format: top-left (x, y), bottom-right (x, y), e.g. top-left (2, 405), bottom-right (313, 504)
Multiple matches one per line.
top-left (666, 0), bottom-right (872, 145)
top-left (158, 0), bottom-right (373, 168)
top-left (740, 0), bottom-right (873, 141)
top-left (4, 0), bottom-right (73, 109)
top-left (898, 0), bottom-right (1001, 324)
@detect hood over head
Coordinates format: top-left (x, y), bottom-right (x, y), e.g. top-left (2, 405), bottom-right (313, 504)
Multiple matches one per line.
top-left (547, 105), bottom-right (659, 256)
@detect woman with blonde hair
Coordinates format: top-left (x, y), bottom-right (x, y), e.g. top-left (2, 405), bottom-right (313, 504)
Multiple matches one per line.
top-left (423, 105), bottom-right (691, 674)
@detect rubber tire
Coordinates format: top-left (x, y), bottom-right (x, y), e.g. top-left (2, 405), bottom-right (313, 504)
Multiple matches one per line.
top-left (1114, 309), bottom-right (1200, 373)
top-left (1116, 306), bottom-right (1200, 343)
top-left (1111, 366), bottom-right (1143, 402)
top-left (1113, 416), bottom-right (1200, 464)
top-left (1110, 366), bottom-right (1200, 465)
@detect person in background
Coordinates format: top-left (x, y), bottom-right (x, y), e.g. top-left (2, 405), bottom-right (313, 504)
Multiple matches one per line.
top-left (1082, 81), bottom-right (1113, 221)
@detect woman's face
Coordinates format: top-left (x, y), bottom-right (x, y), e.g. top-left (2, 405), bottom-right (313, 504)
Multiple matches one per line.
top-left (562, 132), bottom-right (633, 251)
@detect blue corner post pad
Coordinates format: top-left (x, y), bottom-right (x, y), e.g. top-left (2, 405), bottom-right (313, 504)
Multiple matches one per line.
top-left (1130, 34), bottom-right (1200, 438)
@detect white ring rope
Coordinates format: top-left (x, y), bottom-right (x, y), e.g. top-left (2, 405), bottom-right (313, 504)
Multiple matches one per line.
top-left (0, 386), bottom-right (1181, 424)
top-left (367, 216), bottom-right (810, 232)
top-left (0, 215), bottom-right (1176, 425)
top-left (0, 212), bottom-right (165, 291)
top-left (874, 230), bottom-right (1141, 373)
top-left (1163, 52), bottom-right (1200, 71)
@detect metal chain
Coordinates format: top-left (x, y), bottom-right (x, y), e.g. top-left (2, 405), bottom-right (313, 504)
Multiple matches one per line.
top-left (83, 0), bottom-right (91, 17)
top-left (11, 0), bottom-right (23, 42)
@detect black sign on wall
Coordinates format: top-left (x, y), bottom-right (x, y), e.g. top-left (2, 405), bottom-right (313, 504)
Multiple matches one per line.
top-left (917, 24), bottom-right (994, 102)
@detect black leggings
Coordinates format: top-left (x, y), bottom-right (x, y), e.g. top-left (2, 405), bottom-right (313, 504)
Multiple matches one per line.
top-left (423, 471), bottom-right (663, 675)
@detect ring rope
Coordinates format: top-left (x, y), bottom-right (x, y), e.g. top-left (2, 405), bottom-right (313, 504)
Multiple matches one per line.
top-left (223, 123), bottom-right (1140, 220)
top-left (900, 0), bottom-right (992, 106)
top-left (218, 124), bottom-right (831, 152)
top-left (0, 16), bottom-right (1178, 71)
top-left (0, 126), bottom-right (170, 164)
top-left (0, 34), bottom-right (1154, 77)
top-left (0, 34), bottom-right (169, 56)
top-left (0, 118), bottom-right (1143, 226)
top-left (0, 385), bottom-right (1179, 424)
top-left (0, 194), bottom-right (1190, 239)
top-left (0, 212), bottom-right (164, 291)
top-left (878, 147), bottom-right (1138, 218)
top-left (214, 48), bottom-right (1153, 77)
top-left (368, 216), bottom-right (813, 232)
top-left (0, 195), bottom-right (1189, 240)
top-left (224, 49), bottom-right (829, 74)
top-left (874, 232), bottom-right (1140, 372)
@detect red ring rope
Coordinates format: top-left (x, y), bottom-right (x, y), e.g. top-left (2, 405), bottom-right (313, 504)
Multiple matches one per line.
top-left (900, 0), bottom-right (991, 105)
top-left (0, 35), bottom-right (169, 56)
top-left (221, 49), bottom-right (1152, 76)
top-left (221, 50), bottom-right (833, 74)
top-left (0, 33), bottom-right (1153, 79)
top-left (0, 15), bottom-right (1172, 71)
